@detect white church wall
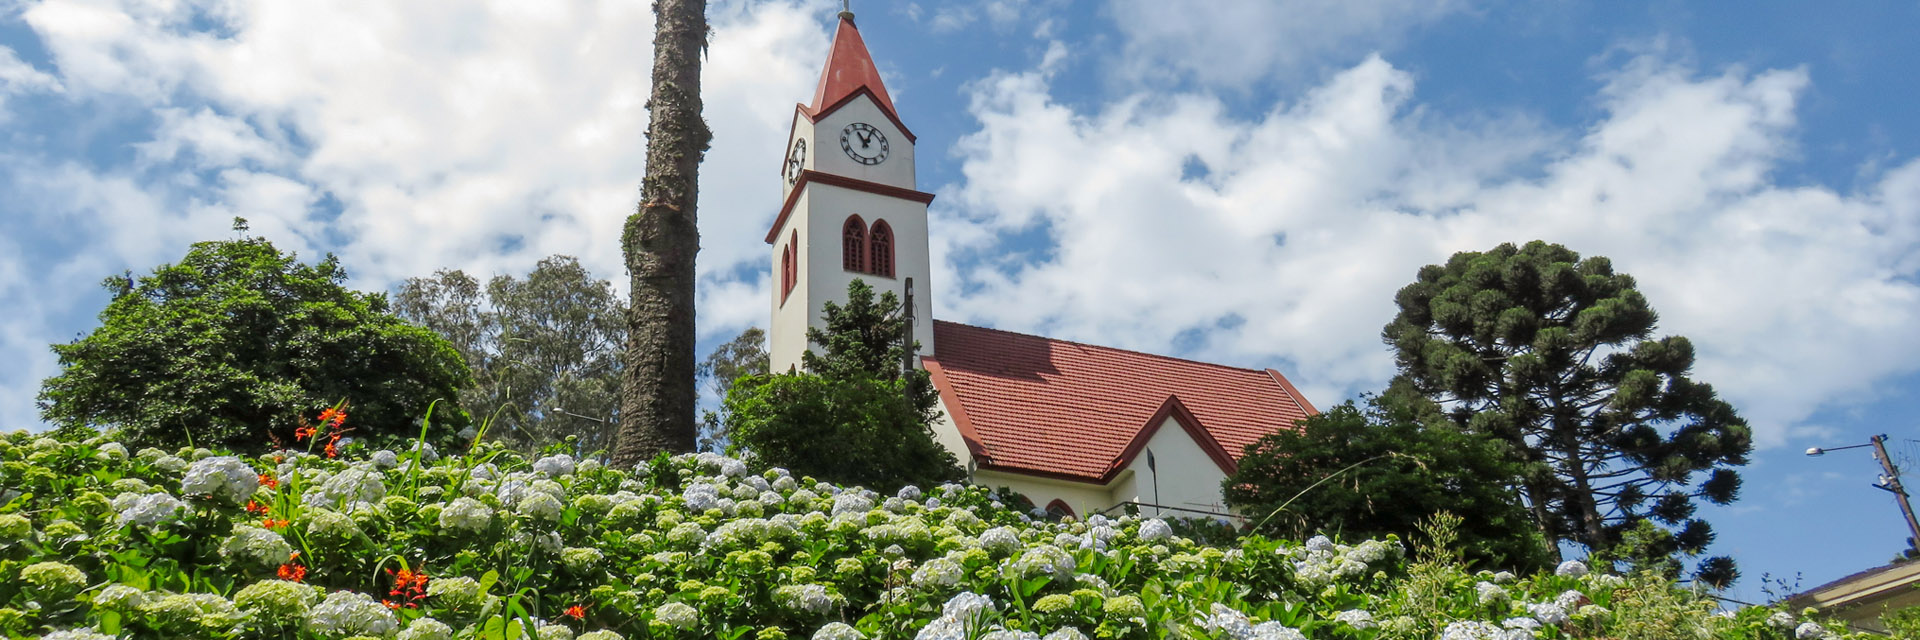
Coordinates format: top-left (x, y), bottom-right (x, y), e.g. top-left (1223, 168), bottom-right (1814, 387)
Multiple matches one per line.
top-left (789, 183), bottom-right (933, 367)
top-left (972, 468), bottom-right (1121, 521)
top-left (1114, 417), bottom-right (1236, 520)
top-left (928, 402), bottom-right (975, 468)
top-left (809, 98), bottom-right (917, 190)
top-left (769, 197), bottom-right (813, 373)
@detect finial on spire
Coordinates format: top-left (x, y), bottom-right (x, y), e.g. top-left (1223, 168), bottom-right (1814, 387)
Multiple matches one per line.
top-left (839, 0), bottom-right (854, 22)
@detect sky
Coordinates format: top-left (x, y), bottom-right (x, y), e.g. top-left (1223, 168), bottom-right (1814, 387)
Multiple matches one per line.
top-left (2, 0), bottom-right (1919, 603)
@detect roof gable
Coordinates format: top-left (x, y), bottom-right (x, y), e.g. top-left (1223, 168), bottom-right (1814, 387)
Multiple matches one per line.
top-left (922, 320), bottom-right (1317, 483)
top-left (803, 17), bottom-right (907, 135)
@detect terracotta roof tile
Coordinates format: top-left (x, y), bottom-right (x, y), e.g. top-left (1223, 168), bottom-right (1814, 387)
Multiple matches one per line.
top-left (921, 320), bottom-right (1316, 483)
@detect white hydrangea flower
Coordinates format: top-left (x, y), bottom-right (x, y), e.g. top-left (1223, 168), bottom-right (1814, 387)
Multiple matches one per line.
top-left (398, 617), bottom-right (454, 640)
top-left (979, 527), bottom-right (1022, 555)
top-left (1796, 622), bottom-right (1831, 639)
top-left (1305, 535), bottom-right (1335, 552)
top-left (1476, 581), bottom-right (1510, 607)
top-left (305, 590), bottom-right (400, 637)
top-left (683, 483), bottom-right (720, 512)
top-left (980, 631), bottom-right (1038, 640)
top-left (440, 497), bottom-right (495, 533)
top-left (117, 493), bottom-right (189, 528)
top-left (1004, 545), bottom-right (1076, 578)
top-left (833, 493), bottom-right (874, 517)
top-left (1587, 573), bottom-right (1625, 589)
top-left (518, 492), bottom-right (565, 520)
top-left (1196, 603), bottom-right (1253, 640)
top-left (814, 622), bottom-right (867, 640)
top-left (181, 456), bottom-right (259, 504)
top-left (1491, 571), bottom-right (1517, 583)
top-left (1555, 560), bottom-right (1589, 577)
top-left (1333, 609), bottom-right (1375, 630)
top-left (579, 632), bottom-right (625, 640)
top-left (654, 602), bottom-right (698, 629)
top-left (303, 467), bottom-right (386, 509)
top-left (1439, 621), bottom-right (1506, 640)
top-left (94, 584), bottom-right (146, 610)
top-left (1527, 601), bottom-right (1568, 625)
top-left (42, 631), bottom-right (115, 640)
top-left (1041, 628), bottom-right (1088, 640)
top-left (775, 584), bottom-right (837, 614)
top-left (1250, 622), bottom-right (1305, 640)
top-left (533, 454), bottom-right (577, 476)
top-left (1769, 612), bottom-right (1798, 629)
top-left (912, 558), bottom-right (965, 588)
top-left (1502, 617), bottom-right (1540, 630)
top-left (916, 592), bottom-right (996, 640)
top-left (370, 450), bottom-right (400, 469)
top-left (220, 525), bottom-right (294, 568)
top-left (537, 622), bottom-right (576, 640)
top-left (1553, 589), bottom-right (1589, 611)
top-left (720, 458), bottom-right (749, 477)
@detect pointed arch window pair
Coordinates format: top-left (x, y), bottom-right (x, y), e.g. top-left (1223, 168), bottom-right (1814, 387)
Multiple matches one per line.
top-left (841, 215), bottom-right (894, 278)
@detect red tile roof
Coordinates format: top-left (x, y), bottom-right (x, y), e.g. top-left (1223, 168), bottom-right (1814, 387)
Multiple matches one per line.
top-left (805, 16), bottom-right (900, 125)
top-left (922, 320), bottom-right (1318, 484)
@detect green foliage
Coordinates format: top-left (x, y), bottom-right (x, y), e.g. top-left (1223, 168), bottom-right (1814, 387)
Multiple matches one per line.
top-left (1885, 606), bottom-right (1920, 639)
top-left (725, 279), bottom-right (961, 492)
top-left (0, 428), bottom-right (1873, 640)
top-left (1382, 240), bottom-right (1752, 587)
top-left (1225, 393), bottom-right (1552, 573)
top-left (696, 327), bottom-right (770, 452)
top-left (722, 373), bottom-right (962, 492)
top-left (38, 228), bottom-right (470, 453)
top-left (394, 255), bottom-right (625, 454)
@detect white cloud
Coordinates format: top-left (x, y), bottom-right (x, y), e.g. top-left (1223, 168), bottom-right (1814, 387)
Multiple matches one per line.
top-left (934, 51), bottom-right (1920, 448)
top-left (0, 44), bottom-right (60, 118)
top-left (0, 0), bottom-right (840, 429)
top-left (1104, 0), bottom-right (1465, 87)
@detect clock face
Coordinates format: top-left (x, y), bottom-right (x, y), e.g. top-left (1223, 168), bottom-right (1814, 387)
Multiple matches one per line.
top-left (784, 138), bottom-right (807, 184)
top-left (840, 122), bottom-right (889, 165)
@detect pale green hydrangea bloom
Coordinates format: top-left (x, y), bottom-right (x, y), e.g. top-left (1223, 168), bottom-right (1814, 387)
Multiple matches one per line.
top-left (221, 525), bottom-right (294, 569)
top-left (397, 617), bottom-right (454, 640)
top-left (655, 602), bottom-right (699, 629)
top-left (0, 513), bottom-right (31, 543)
top-left (21, 561), bottom-right (87, 601)
top-left (93, 585), bottom-right (145, 610)
top-left (233, 579), bottom-right (318, 619)
top-left (305, 590), bottom-right (400, 638)
top-left (439, 497), bottom-right (494, 533)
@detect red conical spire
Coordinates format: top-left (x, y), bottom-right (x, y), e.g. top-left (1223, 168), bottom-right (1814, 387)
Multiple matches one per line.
top-left (807, 12), bottom-right (898, 120)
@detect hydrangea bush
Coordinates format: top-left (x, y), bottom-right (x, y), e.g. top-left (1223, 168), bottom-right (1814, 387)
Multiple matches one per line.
top-left (0, 431), bottom-right (1866, 639)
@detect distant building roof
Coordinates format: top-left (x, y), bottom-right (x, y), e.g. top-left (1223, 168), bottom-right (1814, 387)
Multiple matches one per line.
top-left (922, 320), bottom-right (1317, 483)
top-left (1787, 559), bottom-right (1920, 634)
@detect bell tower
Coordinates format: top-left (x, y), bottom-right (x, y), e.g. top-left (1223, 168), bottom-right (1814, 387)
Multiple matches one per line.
top-left (767, 8), bottom-right (936, 373)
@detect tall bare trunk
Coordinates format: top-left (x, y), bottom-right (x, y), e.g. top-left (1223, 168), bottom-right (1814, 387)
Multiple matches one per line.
top-left (614, 0), bottom-right (710, 466)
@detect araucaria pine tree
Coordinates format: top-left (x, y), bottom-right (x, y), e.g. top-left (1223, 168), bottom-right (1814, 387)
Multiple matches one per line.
top-left (1382, 240), bottom-right (1751, 587)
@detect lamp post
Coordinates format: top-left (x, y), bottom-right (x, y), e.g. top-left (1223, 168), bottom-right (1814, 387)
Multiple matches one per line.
top-left (1808, 434), bottom-right (1920, 551)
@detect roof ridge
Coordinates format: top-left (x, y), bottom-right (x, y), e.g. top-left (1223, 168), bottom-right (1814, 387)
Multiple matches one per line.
top-left (931, 318), bottom-right (1273, 377)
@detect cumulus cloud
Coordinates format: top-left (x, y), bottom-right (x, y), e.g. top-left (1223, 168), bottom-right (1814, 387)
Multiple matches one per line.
top-left (0, 0), bottom-right (840, 429)
top-left (1105, 0), bottom-right (1466, 87)
top-left (934, 50), bottom-right (1920, 447)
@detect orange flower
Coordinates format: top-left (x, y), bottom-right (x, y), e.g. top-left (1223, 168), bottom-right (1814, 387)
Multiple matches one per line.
top-left (293, 425), bottom-right (315, 441)
top-left (324, 440), bottom-right (340, 459)
top-left (277, 562), bottom-right (307, 582)
top-left (246, 501), bottom-right (271, 515)
top-left (563, 604), bottom-right (587, 619)
top-left (383, 599), bottom-right (402, 610)
top-left (258, 473), bottom-right (279, 489)
top-left (261, 518), bottom-right (290, 529)
top-left (318, 407), bottom-right (347, 429)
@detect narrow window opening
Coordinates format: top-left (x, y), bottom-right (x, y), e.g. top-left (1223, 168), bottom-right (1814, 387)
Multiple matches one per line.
top-left (869, 220), bottom-right (894, 278)
top-left (842, 215), bottom-right (867, 273)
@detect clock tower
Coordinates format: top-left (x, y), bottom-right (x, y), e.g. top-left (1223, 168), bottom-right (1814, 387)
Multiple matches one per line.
top-left (767, 8), bottom-right (936, 373)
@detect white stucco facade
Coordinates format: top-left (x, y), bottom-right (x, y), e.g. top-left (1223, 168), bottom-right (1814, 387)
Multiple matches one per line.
top-left (932, 407), bottom-right (1241, 522)
top-left (769, 93), bottom-right (933, 373)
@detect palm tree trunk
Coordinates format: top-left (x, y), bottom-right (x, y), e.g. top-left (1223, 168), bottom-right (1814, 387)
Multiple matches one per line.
top-left (614, 0), bottom-right (710, 465)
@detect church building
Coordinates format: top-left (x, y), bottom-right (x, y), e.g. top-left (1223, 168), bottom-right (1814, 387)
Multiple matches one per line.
top-left (767, 9), bottom-right (1319, 521)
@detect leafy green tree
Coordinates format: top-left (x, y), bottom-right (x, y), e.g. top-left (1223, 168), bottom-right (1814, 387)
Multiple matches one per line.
top-left (39, 224), bottom-right (470, 452)
top-left (1225, 392), bottom-right (1552, 572)
top-left (801, 280), bottom-right (939, 419)
top-left (394, 255), bottom-right (626, 454)
top-left (725, 280), bottom-right (962, 491)
top-left (1382, 240), bottom-right (1751, 587)
top-left (695, 327), bottom-right (769, 452)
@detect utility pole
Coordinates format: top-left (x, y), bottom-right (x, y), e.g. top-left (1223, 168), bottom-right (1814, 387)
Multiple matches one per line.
top-left (1869, 434), bottom-right (1920, 550)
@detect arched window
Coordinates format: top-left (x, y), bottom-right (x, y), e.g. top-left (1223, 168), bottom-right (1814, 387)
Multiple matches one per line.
top-left (869, 219), bottom-right (894, 278)
top-left (780, 245), bottom-right (793, 304)
top-left (786, 231), bottom-right (799, 298)
top-left (1044, 499), bottom-right (1076, 521)
top-left (842, 215), bottom-right (867, 273)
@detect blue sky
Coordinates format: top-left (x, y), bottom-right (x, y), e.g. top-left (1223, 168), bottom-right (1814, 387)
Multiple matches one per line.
top-left (3, 0), bottom-right (1919, 603)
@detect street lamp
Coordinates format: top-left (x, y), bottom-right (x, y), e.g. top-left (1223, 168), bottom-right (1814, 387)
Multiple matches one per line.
top-left (1807, 434), bottom-right (1920, 552)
